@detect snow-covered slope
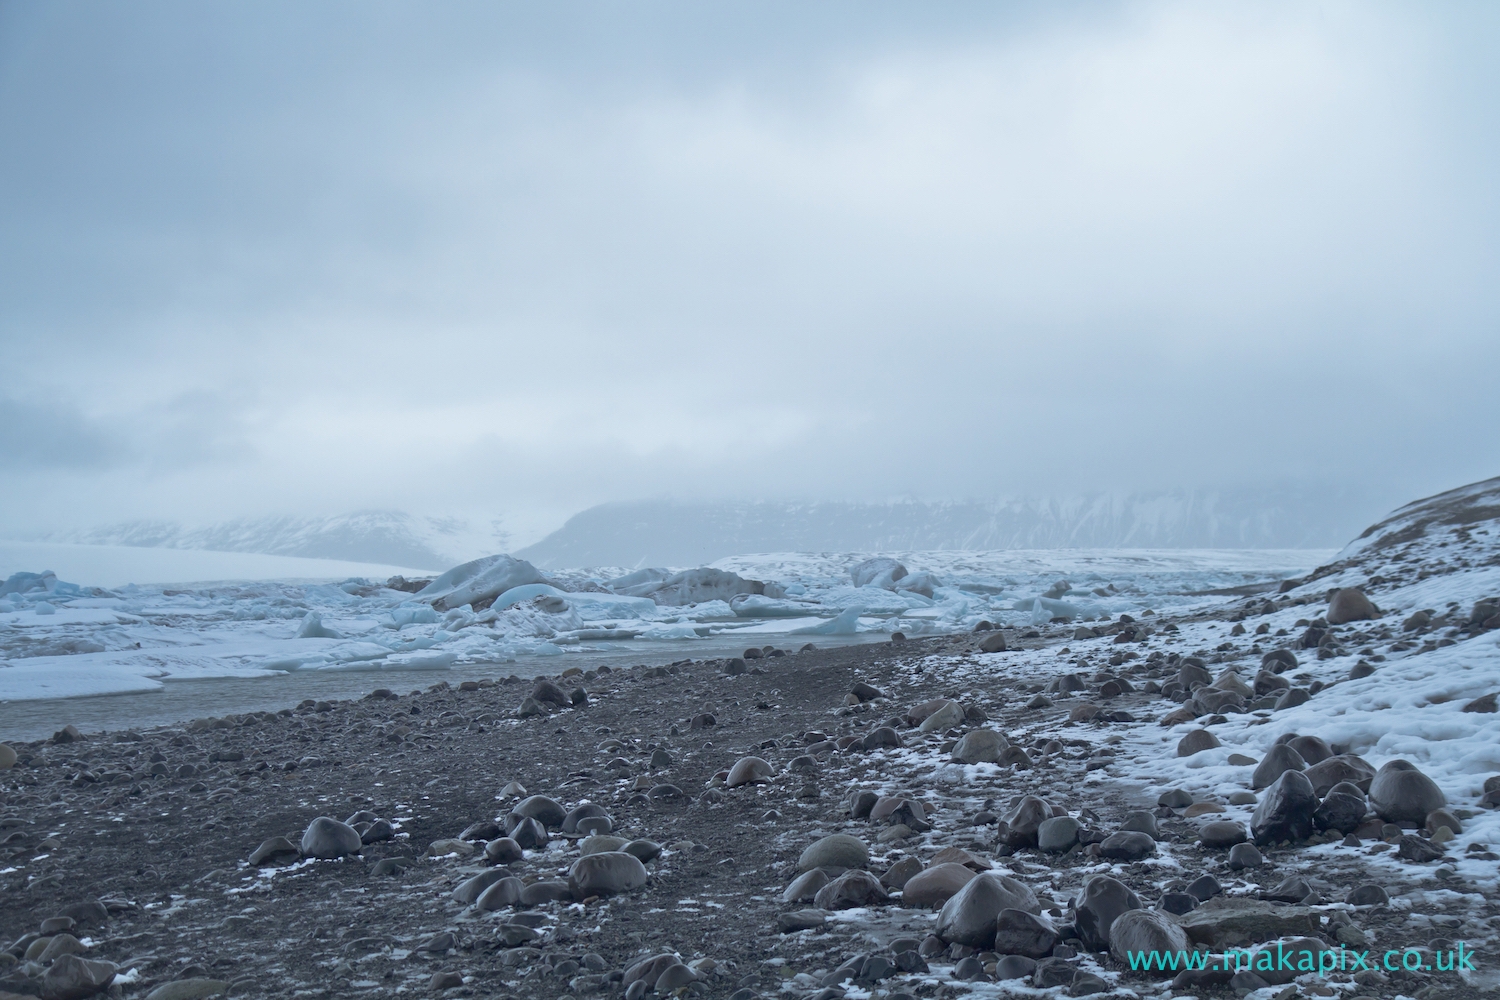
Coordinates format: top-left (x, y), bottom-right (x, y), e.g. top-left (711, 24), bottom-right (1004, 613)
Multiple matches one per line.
top-left (518, 488), bottom-right (1378, 569)
top-left (47, 511), bottom-right (506, 571)
top-left (0, 540), bottom-right (432, 589)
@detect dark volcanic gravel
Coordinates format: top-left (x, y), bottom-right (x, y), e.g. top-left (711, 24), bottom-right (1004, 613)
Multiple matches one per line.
top-left (2, 605), bottom-right (1496, 1000)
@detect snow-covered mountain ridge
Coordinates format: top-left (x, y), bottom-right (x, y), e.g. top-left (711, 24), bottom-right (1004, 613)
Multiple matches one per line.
top-left (517, 487), bottom-right (1381, 569)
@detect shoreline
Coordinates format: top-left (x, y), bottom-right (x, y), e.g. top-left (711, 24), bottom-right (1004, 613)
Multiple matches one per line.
top-left (1, 562), bottom-right (1496, 1000)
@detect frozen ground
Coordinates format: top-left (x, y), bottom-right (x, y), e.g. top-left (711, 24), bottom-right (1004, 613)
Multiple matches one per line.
top-left (0, 547), bottom-right (1328, 709)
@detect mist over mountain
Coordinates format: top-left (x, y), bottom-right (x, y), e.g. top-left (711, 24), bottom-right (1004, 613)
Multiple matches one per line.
top-left (32, 484), bottom-right (1381, 574)
top-left (516, 486), bottom-right (1380, 570)
top-left (46, 511), bottom-right (506, 572)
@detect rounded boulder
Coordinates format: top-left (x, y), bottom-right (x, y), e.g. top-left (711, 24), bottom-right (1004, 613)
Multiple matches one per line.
top-left (510, 795), bottom-right (566, 828)
top-left (1074, 875), bottom-right (1142, 951)
top-left (900, 863), bottom-right (977, 909)
top-left (1108, 909), bottom-right (1190, 963)
top-left (569, 851), bottom-right (648, 897)
top-left (950, 729), bottom-right (1008, 765)
top-left (798, 834), bottom-right (869, 872)
top-left (1368, 760), bottom-right (1446, 823)
top-left (725, 756), bottom-right (775, 787)
top-left (300, 817), bottom-right (362, 859)
top-left (935, 872), bottom-right (1040, 947)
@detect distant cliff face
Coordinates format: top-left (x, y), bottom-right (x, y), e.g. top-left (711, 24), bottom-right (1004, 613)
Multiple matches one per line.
top-left (515, 487), bottom-right (1381, 569)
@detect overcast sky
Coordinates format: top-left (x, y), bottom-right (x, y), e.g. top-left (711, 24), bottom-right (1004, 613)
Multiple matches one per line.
top-left (2, 0), bottom-right (1497, 540)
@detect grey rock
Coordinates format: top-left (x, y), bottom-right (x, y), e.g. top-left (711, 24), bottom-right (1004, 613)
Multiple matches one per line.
top-left (508, 816), bottom-right (548, 849)
top-left (1001, 795), bottom-right (1053, 847)
top-left (1176, 897), bottom-right (1318, 948)
top-left (248, 836), bottom-right (300, 866)
top-left (776, 909), bottom-right (827, 933)
top-left (899, 863), bottom-right (976, 908)
top-left (813, 869), bottom-right (888, 910)
top-left (1252, 743), bottom-right (1307, 789)
top-left (485, 837), bottom-right (523, 863)
top-left (1118, 810), bottom-right (1158, 840)
top-left (1072, 972), bottom-right (1109, 994)
top-left (994, 955), bottom-right (1037, 980)
top-left (1368, 760), bottom-right (1445, 823)
top-left (1074, 875), bottom-right (1141, 951)
top-left (918, 700), bottom-right (966, 733)
top-left (859, 727), bottom-right (904, 751)
top-left (1159, 892), bottom-right (1197, 915)
top-left (1157, 788), bottom-right (1193, 809)
top-left (474, 876), bottom-right (524, 910)
top-left (880, 856), bottom-right (923, 890)
top-left (1198, 821), bottom-right (1247, 849)
top-left (1037, 816), bottom-right (1081, 852)
top-left (1176, 730), bottom-right (1220, 756)
top-left (623, 954), bottom-right (685, 992)
top-left (453, 869), bottom-right (510, 904)
top-left (1098, 831), bottom-right (1156, 861)
top-left (725, 756), bottom-right (775, 787)
top-left (561, 803), bottom-right (610, 834)
top-left (1275, 688), bottom-right (1311, 710)
top-left (1227, 842), bottom-right (1264, 869)
top-left (1186, 874), bottom-right (1222, 901)
top-left (579, 835), bottom-right (630, 856)
top-left (991, 908), bottom-right (1058, 959)
top-left (569, 851), bottom-right (648, 896)
top-left (1327, 588), bottom-right (1377, 625)
top-left (41, 954), bottom-right (117, 1000)
top-left (300, 817), bottom-right (362, 859)
top-left (520, 879), bottom-right (573, 905)
top-left (782, 869), bottom-right (828, 904)
top-left (1262, 876), bottom-right (1312, 902)
top-left (1314, 790), bottom-right (1367, 834)
top-left (1346, 883), bottom-right (1388, 906)
top-left (510, 795), bottom-right (566, 828)
top-left (1285, 734), bottom-right (1333, 764)
top-left (1251, 770), bottom-right (1318, 844)
top-left (951, 729), bottom-right (1008, 765)
top-left (360, 819), bottom-right (395, 844)
top-left (370, 857), bottom-right (414, 877)
top-left (1108, 909), bottom-right (1190, 963)
top-left (623, 839), bottom-right (662, 863)
top-left (935, 872), bottom-right (1041, 947)
top-left (1304, 754), bottom-right (1376, 795)
top-left (798, 834), bottom-right (868, 872)
top-left (952, 955), bottom-right (986, 980)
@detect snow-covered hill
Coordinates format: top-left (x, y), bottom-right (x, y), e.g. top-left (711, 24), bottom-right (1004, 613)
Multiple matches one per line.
top-left (517, 487), bottom-right (1381, 569)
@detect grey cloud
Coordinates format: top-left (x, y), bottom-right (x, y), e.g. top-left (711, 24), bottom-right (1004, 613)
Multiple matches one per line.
top-left (0, 394), bottom-right (120, 471)
top-left (0, 1), bottom-right (1497, 535)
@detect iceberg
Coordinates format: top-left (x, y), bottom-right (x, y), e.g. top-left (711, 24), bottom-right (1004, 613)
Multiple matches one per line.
top-left (618, 567), bottom-right (777, 606)
top-left (729, 594), bottom-right (827, 618)
top-left (294, 611), bottom-right (344, 639)
top-left (791, 606), bottom-right (866, 635)
top-left (415, 554), bottom-right (543, 610)
top-left (850, 557), bottom-right (906, 590)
